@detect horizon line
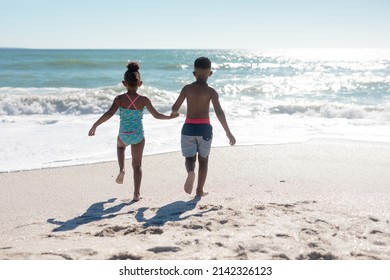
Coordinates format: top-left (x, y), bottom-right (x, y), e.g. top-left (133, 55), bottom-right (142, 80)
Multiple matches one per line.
top-left (2, 47), bottom-right (390, 51)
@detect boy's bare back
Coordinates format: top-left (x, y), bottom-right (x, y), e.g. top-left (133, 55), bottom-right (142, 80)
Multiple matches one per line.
top-left (183, 81), bottom-right (216, 119)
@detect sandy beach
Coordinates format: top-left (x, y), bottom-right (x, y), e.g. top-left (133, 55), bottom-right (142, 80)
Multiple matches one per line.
top-left (1, 140), bottom-right (389, 260)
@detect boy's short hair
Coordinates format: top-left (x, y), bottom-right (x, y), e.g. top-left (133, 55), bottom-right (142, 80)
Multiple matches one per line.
top-left (194, 57), bottom-right (211, 69)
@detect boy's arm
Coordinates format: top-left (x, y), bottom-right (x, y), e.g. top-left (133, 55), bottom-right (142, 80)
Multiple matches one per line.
top-left (144, 97), bottom-right (177, 119)
top-left (88, 97), bottom-right (120, 136)
top-left (211, 91), bottom-right (236, 145)
top-left (171, 86), bottom-right (187, 116)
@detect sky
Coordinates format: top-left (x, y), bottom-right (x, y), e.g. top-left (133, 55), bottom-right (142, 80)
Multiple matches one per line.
top-left (0, 0), bottom-right (389, 49)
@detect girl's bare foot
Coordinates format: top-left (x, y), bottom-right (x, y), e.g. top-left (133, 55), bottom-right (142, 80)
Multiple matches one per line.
top-left (115, 170), bottom-right (125, 184)
top-left (184, 171), bottom-right (195, 194)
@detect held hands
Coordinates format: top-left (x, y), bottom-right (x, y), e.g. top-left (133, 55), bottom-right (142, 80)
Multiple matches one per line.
top-left (170, 111), bottom-right (179, 118)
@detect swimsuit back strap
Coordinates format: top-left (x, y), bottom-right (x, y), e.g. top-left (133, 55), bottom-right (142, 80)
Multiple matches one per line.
top-left (125, 94), bottom-right (140, 110)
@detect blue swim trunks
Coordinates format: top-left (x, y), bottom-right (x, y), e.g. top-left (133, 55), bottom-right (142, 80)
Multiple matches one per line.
top-left (181, 123), bottom-right (213, 158)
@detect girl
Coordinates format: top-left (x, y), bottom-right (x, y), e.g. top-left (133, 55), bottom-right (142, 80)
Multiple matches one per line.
top-left (88, 62), bottom-right (177, 201)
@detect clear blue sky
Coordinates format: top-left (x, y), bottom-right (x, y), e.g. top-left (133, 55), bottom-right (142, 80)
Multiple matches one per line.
top-left (1, 0), bottom-right (389, 49)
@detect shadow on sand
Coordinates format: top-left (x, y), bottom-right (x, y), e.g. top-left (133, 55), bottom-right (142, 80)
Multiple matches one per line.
top-left (135, 196), bottom-right (216, 227)
top-left (48, 196), bottom-right (216, 232)
top-left (47, 198), bottom-right (135, 232)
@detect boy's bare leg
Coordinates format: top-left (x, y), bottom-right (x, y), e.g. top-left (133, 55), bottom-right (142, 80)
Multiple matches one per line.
top-left (184, 156), bottom-right (196, 194)
top-left (116, 137), bottom-right (126, 184)
top-left (131, 138), bottom-right (145, 201)
top-left (196, 155), bottom-right (209, 197)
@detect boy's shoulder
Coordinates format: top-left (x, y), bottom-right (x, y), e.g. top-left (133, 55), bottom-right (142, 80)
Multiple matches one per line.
top-left (184, 82), bottom-right (217, 91)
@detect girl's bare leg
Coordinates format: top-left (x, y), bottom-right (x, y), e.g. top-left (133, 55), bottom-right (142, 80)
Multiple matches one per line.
top-left (131, 138), bottom-right (145, 201)
top-left (116, 136), bottom-right (127, 184)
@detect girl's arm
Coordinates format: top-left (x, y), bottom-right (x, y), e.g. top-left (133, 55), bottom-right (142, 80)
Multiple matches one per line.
top-left (88, 97), bottom-right (120, 136)
top-left (144, 97), bottom-right (176, 119)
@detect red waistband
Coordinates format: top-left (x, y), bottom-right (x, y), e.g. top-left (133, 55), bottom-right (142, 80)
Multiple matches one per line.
top-left (185, 118), bottom-right (210, 124)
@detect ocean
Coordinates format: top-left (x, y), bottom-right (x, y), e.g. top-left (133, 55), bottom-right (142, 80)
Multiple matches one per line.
top-left (1, 49), bottom-right (389, 172)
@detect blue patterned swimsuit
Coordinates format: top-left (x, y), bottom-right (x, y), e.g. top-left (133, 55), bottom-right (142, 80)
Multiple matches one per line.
top-left (118, 94), bottom-right (144, 145)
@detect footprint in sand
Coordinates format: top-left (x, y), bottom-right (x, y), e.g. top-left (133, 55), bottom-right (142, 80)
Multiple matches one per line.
top-left (373, 241), bottom-right (387, 246)
top-left (235, 245), bottom-right (248, 259)
top-left (94, 225), bottom-right (128, 237)
top-left (198, 204), bottom-right (222, 210)
top-left (94, 224), bottom-right (164, 237)
top-left (370, 230), bottom-right (390, 237)
top-left (41, 252), bottom-right (72, 260)
top-left (297, 251), bottom-right (338, 260)
top-left (139, 227), bottom-right (164, 235)
top-left (369, 216), bottom-right (380, 222)
top-left (350, 252), bottom-right (380, 260)
top-left (147, 246), bottom-right (181, 253)
top-left (219, 219), bottom-right (229, 225)
top-left (369, 229), bottom-right (389, 246)
top-left (273, 253), bottom-right (290, 260)
top-left (269, 203), bottom-right (295, 208)
top-left (275, 233), bottom-right (292, 238)
top-left (74, 249), bottom-right (98, 256)
top-left (300, 228), bottom-right (319, 236)
top-left (183, 223), bottom-right (204, 230)
top-left (307, 242), bottom-right (319, 248)
top-left (109, 253), bottom-right (142, 260)
top-left (253, 205), bottom-right (266, 211)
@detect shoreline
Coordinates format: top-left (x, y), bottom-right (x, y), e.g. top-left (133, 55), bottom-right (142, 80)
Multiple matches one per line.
top-left (1, 138), bottom-right (390, 174)
top-left (1, 140), bottom-right (389, 260)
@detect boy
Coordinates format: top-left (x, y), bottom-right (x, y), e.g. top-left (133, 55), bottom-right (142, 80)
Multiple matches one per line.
top-left (171, 57), bottom-right (236, 197)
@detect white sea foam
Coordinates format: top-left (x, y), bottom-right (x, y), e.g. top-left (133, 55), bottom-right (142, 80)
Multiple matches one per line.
top-left (0, 85), bottom-right (177, 116)
top-left (1, 85), bottom-right (389, 121)
top-left (1, 111), bottom-right (390, 172)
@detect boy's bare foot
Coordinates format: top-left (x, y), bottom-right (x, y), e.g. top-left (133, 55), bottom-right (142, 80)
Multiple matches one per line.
top-left (115, 170), bottom-right (125, 184)
top-left (184, 171), bottom-right (195, 194)
top-left (132, 194), bottom-right (140, 201)
top-left (196, 191), bottom-right (209, 197)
